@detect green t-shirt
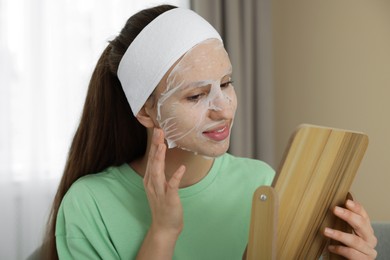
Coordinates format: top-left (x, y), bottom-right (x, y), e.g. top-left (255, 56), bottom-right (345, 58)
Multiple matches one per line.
top-left (56, 153), bottom-right (275, 259)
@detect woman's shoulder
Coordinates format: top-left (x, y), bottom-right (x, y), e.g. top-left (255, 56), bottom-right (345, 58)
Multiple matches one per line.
top-left (73, 166), bottom-right (118, 187)
top-left (62, 165), bottom-right (127, 203)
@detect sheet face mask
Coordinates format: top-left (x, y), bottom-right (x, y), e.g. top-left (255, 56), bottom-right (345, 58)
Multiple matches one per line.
top-left (156, 39), bottom-right (237, 158)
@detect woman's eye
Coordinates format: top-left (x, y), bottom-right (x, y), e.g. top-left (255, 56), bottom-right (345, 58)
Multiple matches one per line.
top-left (186, 93), bottom-right (205, 102)
top-left (220, 80), bottom-right (233, 88)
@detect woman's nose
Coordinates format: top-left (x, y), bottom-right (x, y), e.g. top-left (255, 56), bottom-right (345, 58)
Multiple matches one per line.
top-left (208, 94), bottom-right (235, 120)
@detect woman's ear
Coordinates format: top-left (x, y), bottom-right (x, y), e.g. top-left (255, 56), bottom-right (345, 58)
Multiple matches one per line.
top-left (135, 105), bottom-right (156, 128)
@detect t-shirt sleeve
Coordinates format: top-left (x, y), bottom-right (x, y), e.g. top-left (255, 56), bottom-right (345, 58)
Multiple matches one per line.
top-left (56, 236), bottom-right (103, 260)
top-left (262, 162), bottom-right (275, 186)
top-left (55, 181), bottom-right (120, 259)
top-left (251, 159), bottom-right (275, 187)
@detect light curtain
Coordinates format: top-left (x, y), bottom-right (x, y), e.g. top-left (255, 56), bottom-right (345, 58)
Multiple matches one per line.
top-left (0, 0), bottom-right (188, 259)
top-left (191, 0), bottom-right (275, 166)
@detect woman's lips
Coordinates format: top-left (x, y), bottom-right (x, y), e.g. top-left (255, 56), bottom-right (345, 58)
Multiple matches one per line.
top-left (202, 125), bottom-right (230, 141)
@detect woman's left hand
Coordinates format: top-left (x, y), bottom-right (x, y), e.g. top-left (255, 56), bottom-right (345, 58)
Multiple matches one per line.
top-left (323, 199), bottom-right (377, 259)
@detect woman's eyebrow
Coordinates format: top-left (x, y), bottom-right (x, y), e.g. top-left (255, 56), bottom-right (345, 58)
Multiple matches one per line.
top-left (179, 67), bottom-right (233, 90)
top-left (184, 80), bottom-right (214, 89)
top-left (222, 73), bottom-right (233, 79)
top-left (224, 66), bottom-right (233, 76)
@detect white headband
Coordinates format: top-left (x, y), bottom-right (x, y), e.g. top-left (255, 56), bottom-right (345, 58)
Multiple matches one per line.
top-left (117, 8), bottom-right (222, 115)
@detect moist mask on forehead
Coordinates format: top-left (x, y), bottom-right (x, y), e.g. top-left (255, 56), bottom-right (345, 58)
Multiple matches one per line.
top-left (156, 39), bottom-right (237, 156)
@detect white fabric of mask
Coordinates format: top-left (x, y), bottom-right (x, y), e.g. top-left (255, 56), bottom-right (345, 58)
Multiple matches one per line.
top-left (156, 39), bottom-right (236, 152)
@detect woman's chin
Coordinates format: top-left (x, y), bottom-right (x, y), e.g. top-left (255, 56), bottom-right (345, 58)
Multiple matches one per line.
top-left (169, 138), bottom-right (230, 158)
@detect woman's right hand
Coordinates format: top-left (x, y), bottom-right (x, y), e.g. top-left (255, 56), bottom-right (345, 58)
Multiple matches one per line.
top-left (143, 128), bottom-right (186, 238)
top-left (136, 128), bottom-right (185, 260)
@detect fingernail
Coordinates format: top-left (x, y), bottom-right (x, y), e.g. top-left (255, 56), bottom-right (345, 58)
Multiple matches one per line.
top-left (328, 245), bottom-right (336, 251)
top-left (324, 227), bottom-right (334, 235)
top-left (346, 200), bottom-right (355, 208)
top-left (178, 168), bottom-right (185, 177)
top-left (335, 206), bottom-right (344, 214)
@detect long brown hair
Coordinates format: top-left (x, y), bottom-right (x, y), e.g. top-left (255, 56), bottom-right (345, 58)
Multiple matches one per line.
top-left (43, 4), bottom-right (177, 259)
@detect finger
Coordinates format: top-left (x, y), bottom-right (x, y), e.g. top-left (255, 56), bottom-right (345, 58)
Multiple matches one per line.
top-left (328, 244), bottom-right (377, 259)
top-left (345, 200), bottom-right (377, 248)
top-left (346, 200), bottom-right (369, 220)
top-left (151, 128), bottom-right (165, 148)
top-left (165, 166), bottom-right (185, 208)
top-left (144, 128), bottom-right (163, 186)
top-left (149, 143), bottom-right (167, 196)
top-left (324, 228), bottom-right (375, 256)
top-left (168, 165), bottom-right (186, 190)
top-left (333, 204), bottom-right (377, 247)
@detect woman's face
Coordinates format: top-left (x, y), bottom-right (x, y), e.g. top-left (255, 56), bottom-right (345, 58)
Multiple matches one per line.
top-left (150, 39), bottom-right (237, 158)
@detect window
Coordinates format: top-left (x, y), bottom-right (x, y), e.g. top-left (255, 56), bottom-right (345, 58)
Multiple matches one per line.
top-left (0, 1), bottom-right (189, 258)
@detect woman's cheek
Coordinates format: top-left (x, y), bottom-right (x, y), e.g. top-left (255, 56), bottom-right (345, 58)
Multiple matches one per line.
top-left (225, 88), bottom-right (238, 115)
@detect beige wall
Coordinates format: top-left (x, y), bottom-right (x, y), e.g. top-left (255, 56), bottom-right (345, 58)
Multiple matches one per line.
top-left (272, 0), bottom-right (390, 221)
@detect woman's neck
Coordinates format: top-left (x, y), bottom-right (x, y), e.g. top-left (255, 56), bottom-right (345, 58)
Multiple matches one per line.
top-left (130, 147), bottom-right (215, 188)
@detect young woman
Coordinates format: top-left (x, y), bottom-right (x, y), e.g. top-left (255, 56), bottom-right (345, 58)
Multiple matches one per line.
top-left (44, 5), bottom-right (377, 259)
